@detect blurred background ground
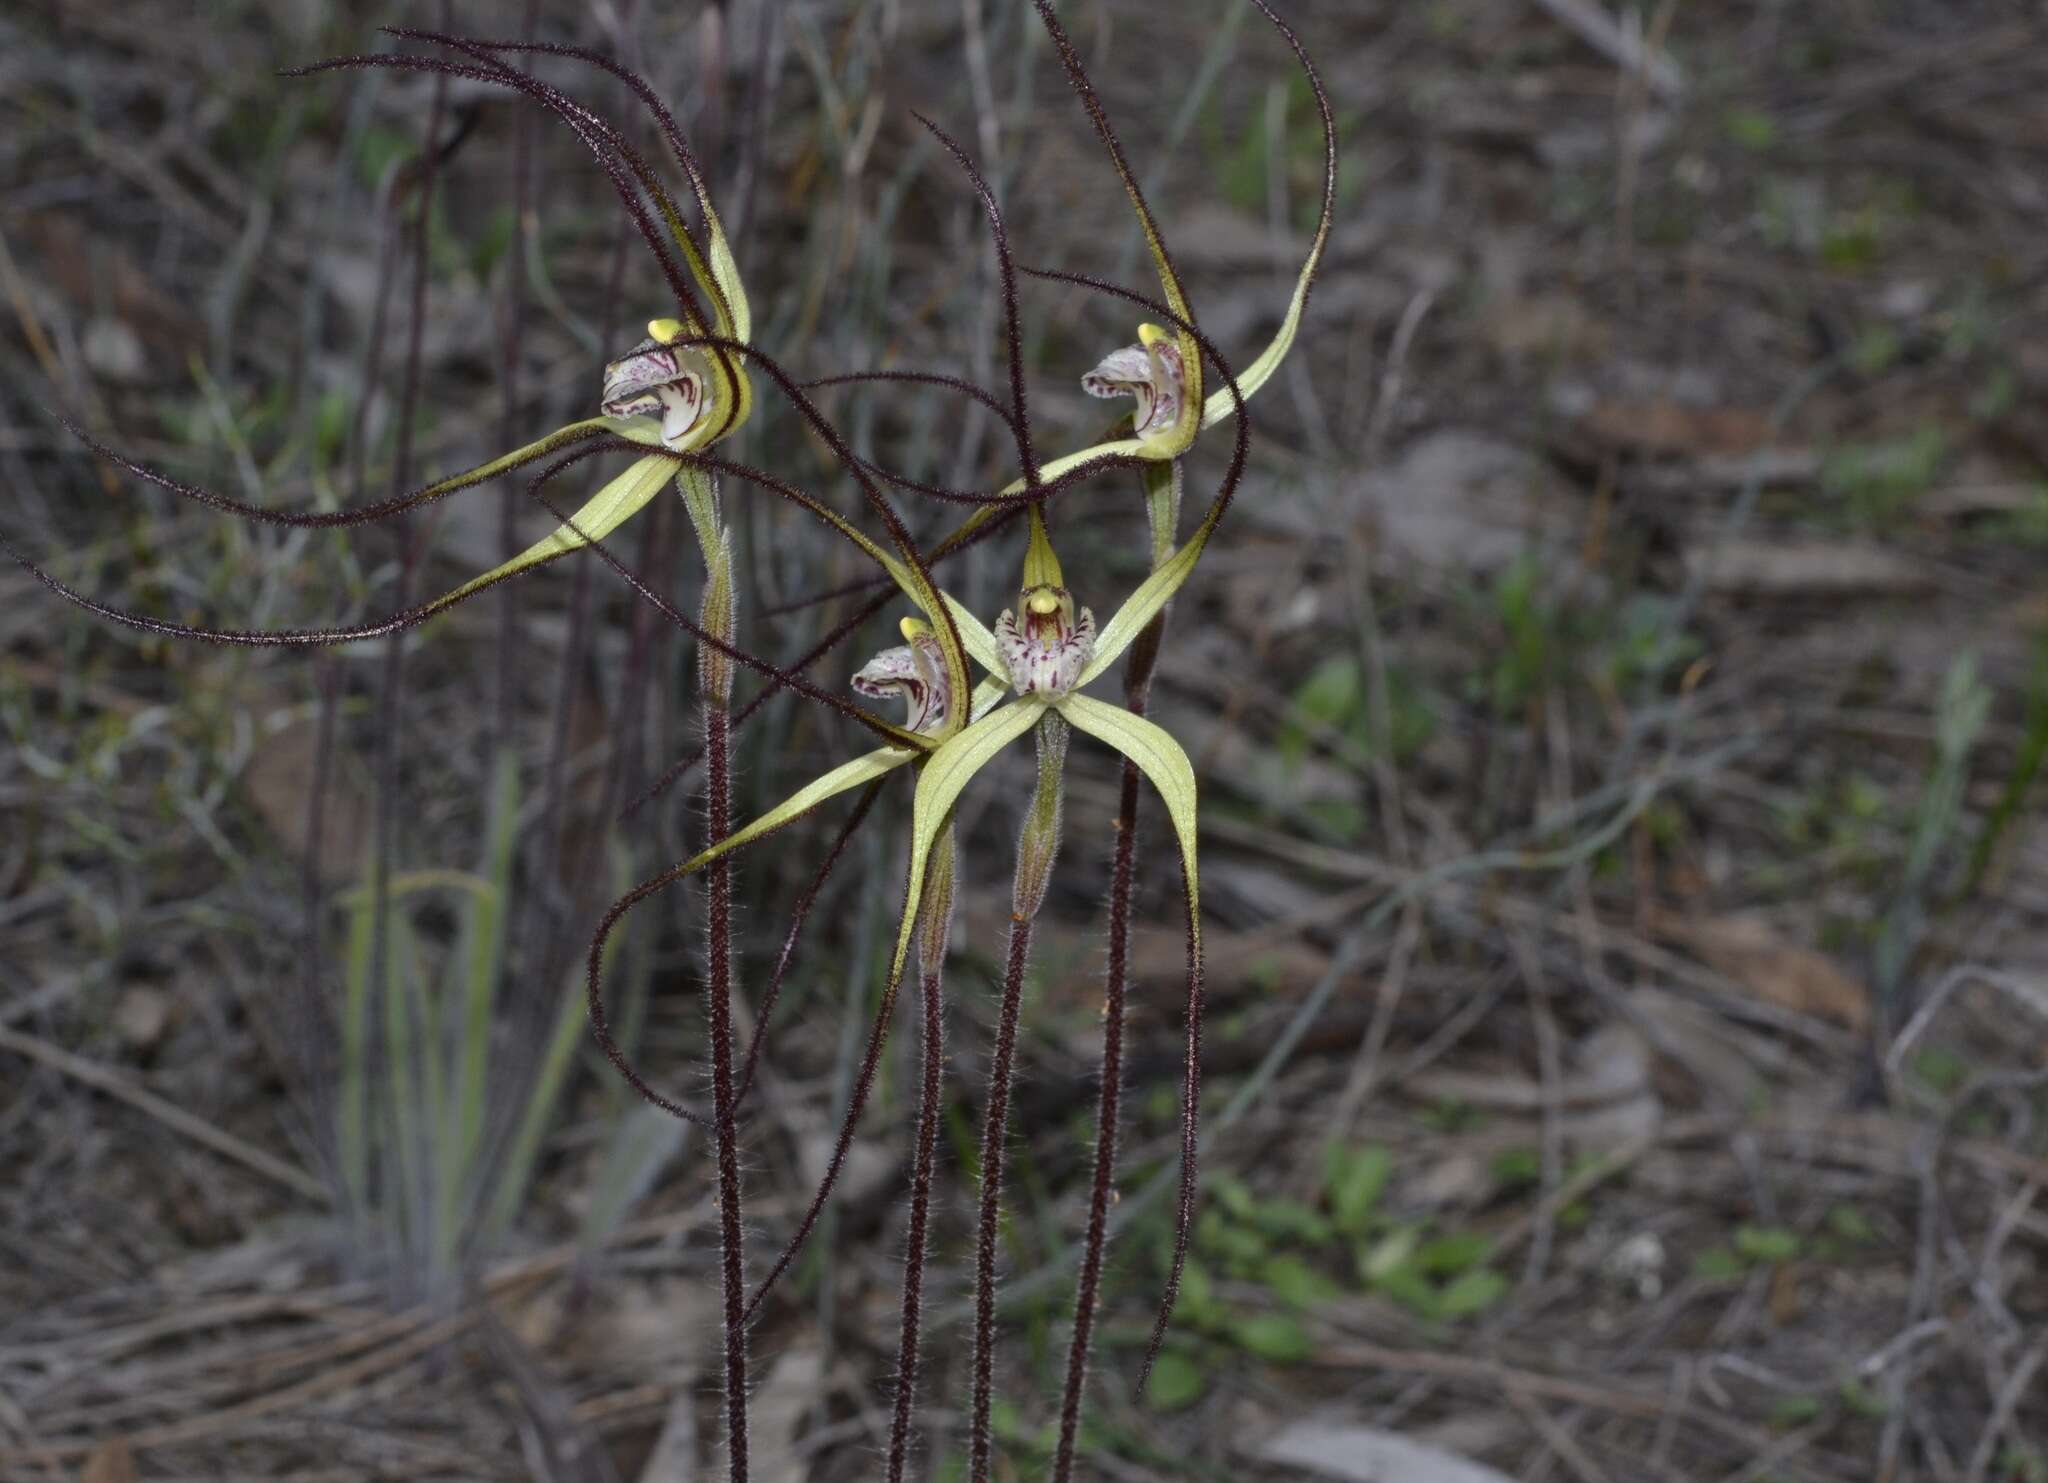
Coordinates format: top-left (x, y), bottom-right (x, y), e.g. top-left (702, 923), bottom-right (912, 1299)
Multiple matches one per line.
top-left (3, 0), bottom-right (2048, 1479)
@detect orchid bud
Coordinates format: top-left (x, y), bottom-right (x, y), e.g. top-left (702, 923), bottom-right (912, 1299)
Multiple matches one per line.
top-left (698, 525), bottom-right (737, 707)
top-left (853, 616), bottom-right (955, 735)
top-left (1082, 322), bottom-right (1186, 445)
top-left (915, 825), bottom-right (959, 979)
top-left (601, 317), bottom-right (711, 449)
top-left (1012, 711), bottom-right (1070, 922)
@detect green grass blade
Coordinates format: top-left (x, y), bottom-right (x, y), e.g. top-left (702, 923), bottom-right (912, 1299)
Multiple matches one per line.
top-left (481, 850), bottom-right (636, 1250)
top-left (452, 752), bottom-right (519, 1226)
top-left (338, 875), bottom-right (375, 1218)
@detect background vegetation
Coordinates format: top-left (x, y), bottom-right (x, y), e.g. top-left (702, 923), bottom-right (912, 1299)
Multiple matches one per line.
top-left (2, 0), bottom-right (2046, 1478)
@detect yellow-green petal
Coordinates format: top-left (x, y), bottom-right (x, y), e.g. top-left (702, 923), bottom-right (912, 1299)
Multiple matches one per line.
top-left (664, 744), bottom-right (919, 886)
top-left (468, 454), bottom-right (677, 601)
top-left (1057, 693), bottom-right (1200, 928)
top-left (1194, 225), bottom-right (1324, 428)
top-left (881, 699), bottom-right (1048, 992)
top-left (412, 417), bottom-right (618, 506)
top-left (1073, 525), bottom-right (1209, 691)
top-left (927, 435), bottom-right (1152, 564)
top-left (434, 453), bottom-right (677, 608)
top-left (702, 198), bottom-right (751, 345)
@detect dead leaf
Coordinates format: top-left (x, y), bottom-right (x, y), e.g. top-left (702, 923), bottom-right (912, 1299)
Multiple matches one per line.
top-left (750, 1346), bottom-right (826, 1482)
top-left (638, 1389), bottom-right (698, 1483)
top-left (1251, 1419), bottom-right (1515, 1483)
top-left (1486, 293), bottom-right (1607, 363)
top-left (111, 987), bottom-right (169, 1049)
top-left (80, 1440), bottom-right (137, 1483)
top-left (1682, 539), bottom-right (1930, 599)
top-left (23, 213), bottom-right (204, 367)
top-left (1627, 991), bottom-right (1768, 1108)
top-left (1648, 910), bottom-right (1871, 1030)
top-left (1355, 432), bottom-right (1585, 576)
top-left (1769, 1263), bottom-right (1805, 1326)
top-left (1407, 1026), bottom-right (1661, 1153)
top-left (1580, 399), bottom-right (1774, 457)
top-left (240, 711), bottom-right (370, 886)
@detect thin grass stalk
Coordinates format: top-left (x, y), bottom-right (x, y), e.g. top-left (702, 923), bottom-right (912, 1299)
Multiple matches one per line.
top-left (480, 849), bottom-right (634, 1248)
top-left (499, 194), bottom-right (636, 1162)
top-left (338, 865), bottom-right (375, 1226)
top-left (446, 750), bottom-right (519, 1262)
top-left (367, 37), bottom-right (451, 1285)
top-left (381, 908), bottom-right (427, 1264)
top-left (491, 0), bottom-right (542, 757)
top-left (294, 656), bottom-right (342, 1191)
top-left (886, 825), bottom-right (956, 1483)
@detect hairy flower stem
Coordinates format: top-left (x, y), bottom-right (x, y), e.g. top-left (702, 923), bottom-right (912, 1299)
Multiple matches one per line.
top-left (970, 917), bottom-right (1033, 1483)
top-left (705, 699), bottom-right (749, 1479)
top-left (887, 827), bottom-right (956, 1483)
top-left (690, 471), bottom-right (750, 1478)
top-left (971, 713), bottom-right (1069, 1481)
top-left (1053, 459), bottom-right (1179, 1478)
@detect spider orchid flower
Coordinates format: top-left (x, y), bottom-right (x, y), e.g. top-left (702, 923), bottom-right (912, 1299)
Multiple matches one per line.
top-left (1047, 0), bottom-right (1332, 462)
top-left (852, 617), bottom-right (957, 736)
top-left (18, 33), bottom-right (766, 636)
top-left (436, 307), bottom-right (751, 610)
top-left (588, 498), bottom-right (1201, 1128)
top-left (1081, 322), bottom-right (1188, 452)
top-left (916, 0), bottom-right (1335, 602)
top-left (296, 30), bottom-right (761, 613)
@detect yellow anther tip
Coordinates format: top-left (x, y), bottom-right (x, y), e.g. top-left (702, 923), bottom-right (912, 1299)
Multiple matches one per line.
top-left (899, 616), bottom-right (932, 642)
top-left (648, 317), bottom-right (685, 344)
top-left (1026, 589), bottom-right (1061, 616)
top-left (1137, 322), bottom-right (1171, 347)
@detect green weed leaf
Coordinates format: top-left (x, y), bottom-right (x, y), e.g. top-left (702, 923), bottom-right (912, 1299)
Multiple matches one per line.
top-left (1231, 1311), bottom-right (1311, 1364)
top-left (1438, 1268), bottom-right (1508, 1318)
top-left (1144, 1351), bottom-right (1207, 1412)
top-left (1325, 1143), bottom-right (1393, 1237)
